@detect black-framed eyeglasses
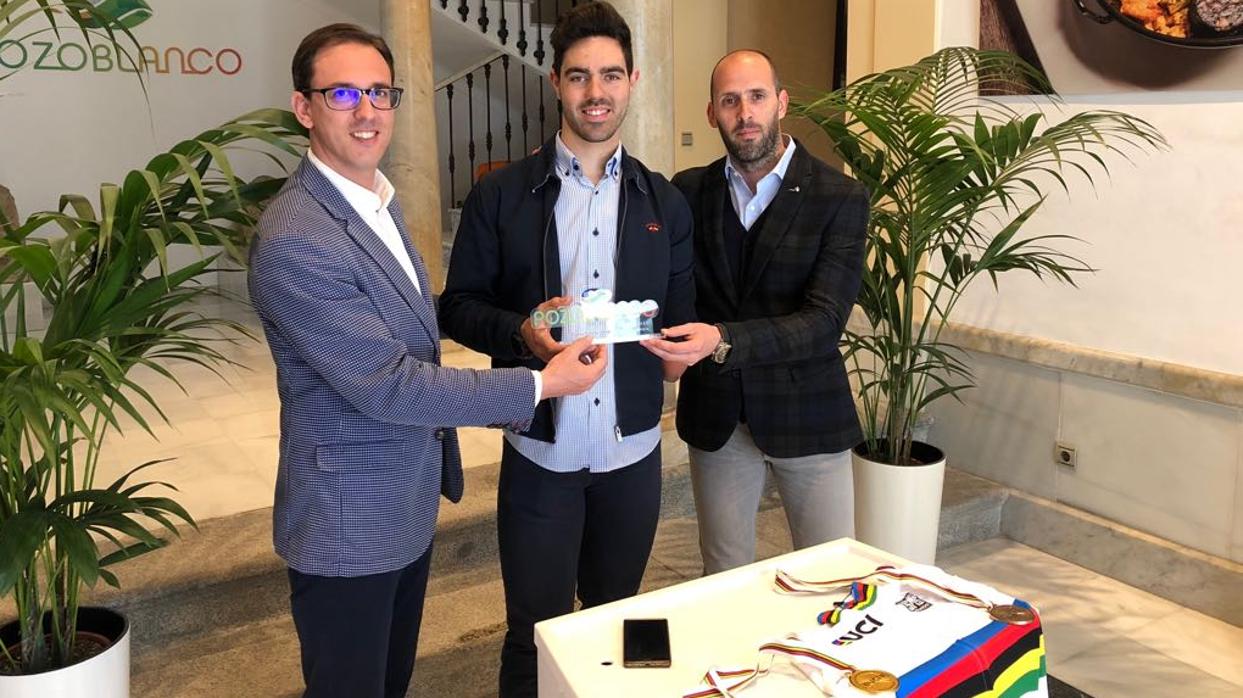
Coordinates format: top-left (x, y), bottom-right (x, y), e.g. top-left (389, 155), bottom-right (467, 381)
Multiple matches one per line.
top-left (302, 86), bottom-right (404, 111)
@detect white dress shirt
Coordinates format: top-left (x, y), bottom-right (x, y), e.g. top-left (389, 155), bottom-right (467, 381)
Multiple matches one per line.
top-left (307, 149), bottom-right (421, 296)
top-left (307, 150), bottom-right (543, 402)
top-left (725, 135), bottom-right (797, 229)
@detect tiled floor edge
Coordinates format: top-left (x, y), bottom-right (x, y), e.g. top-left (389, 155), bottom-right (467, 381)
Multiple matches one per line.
top-left (1001, 490), bottom-right (1243, 627)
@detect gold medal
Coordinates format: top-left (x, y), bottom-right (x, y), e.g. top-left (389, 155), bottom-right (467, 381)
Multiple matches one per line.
top-left (848, 669), bottom-right (899, 693)
top-left (988, 604), bottom-right (1036, 625)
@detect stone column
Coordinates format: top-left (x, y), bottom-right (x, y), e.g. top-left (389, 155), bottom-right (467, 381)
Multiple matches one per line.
top-left (608, 0), bottom-right (678, 415)
top-left (611, 0), bottom-right (675, 177)
top-left (381, 0), bottom-right (445, 292)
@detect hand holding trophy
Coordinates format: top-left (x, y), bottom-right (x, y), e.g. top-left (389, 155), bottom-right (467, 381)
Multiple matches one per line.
top-left (520, 295), bottom-right (574, 362)
top-left (529, 289), bottom-right (661, 345)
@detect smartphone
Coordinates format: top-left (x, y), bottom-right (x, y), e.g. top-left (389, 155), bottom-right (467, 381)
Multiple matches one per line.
top-left (622, 618), bottom-right (671, 668)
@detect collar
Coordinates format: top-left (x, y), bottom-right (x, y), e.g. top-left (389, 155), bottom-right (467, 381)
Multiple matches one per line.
top-left (724, 134), bottom-right (797, 188)
top-left (554, 131), bottom-right (623, 182)
top-left (532, 134), bottom-right (644, 193)
top-left (307, 149), bottom-right (395, 213)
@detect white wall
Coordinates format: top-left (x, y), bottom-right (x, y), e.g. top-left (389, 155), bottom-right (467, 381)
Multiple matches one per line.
top-left (929, 0), bottom-right (1243, 378)
top-left (918, 1), bottom-right (1243, 561)
top-left (0, 0), bottom-right (378, 222)
top-left (950, 101), bottom-right (1243, 376)
top-left (929, 350), bottom-right (1243, 563)
top-left (672, 0), bottom-right (726, 172)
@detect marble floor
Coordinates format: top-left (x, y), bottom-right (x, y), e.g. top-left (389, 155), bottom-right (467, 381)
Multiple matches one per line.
top-left (938, 539), bottom-right (1243, 698)
top-left (130, 526), bottom-right (1243, 697)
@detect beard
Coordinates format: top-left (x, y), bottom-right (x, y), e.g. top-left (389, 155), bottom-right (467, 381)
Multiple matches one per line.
top-left (721, 115), bottom-right (781, 171)
top-left (563, 98), bottom-right (628, 144)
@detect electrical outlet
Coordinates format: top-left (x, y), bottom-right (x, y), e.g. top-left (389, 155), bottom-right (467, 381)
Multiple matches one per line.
top-left (1054, 442), bottom-right (1077, 468)
top-left (681, 131), bottom-right (694, 146)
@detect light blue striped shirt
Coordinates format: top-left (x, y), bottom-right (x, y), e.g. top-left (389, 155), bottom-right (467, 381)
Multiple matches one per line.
top-left (507, 134), bottom-right (662, 473)
top-left (725, 135), bottom-right (797, 229)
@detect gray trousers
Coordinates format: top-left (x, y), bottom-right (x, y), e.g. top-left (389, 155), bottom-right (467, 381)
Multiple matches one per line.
top-left (688, 424), bottom-right (854, 575)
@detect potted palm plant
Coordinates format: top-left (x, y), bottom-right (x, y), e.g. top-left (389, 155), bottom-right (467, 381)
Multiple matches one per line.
top-left (0, 109), bottom-right (305, 695)
top-left (794, 47), bottom-right (1165, 563)
top-left (1, 0), bottom-right (149, 337)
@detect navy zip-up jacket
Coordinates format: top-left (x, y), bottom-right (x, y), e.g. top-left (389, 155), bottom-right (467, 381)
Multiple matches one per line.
top-left (438, 136), bottom-right (696, 443)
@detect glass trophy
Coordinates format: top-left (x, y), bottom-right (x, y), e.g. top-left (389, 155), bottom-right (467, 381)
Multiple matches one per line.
top-left (529, 289), bottom-right (660, 344)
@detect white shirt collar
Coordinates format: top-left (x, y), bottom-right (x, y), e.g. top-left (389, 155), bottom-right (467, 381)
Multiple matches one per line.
top-left (554, 132), bottom-right (623, 182)
top-left (307, 149), bottom-right (395, 216)
top-left (725, 134), bottom-right (796, 189)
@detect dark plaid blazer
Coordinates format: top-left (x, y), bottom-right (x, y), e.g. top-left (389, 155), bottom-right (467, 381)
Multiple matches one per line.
top-left (672, 141), bottom-right (868, 458)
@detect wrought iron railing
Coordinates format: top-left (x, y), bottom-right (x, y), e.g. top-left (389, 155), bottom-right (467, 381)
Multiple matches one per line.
top-left (434, 0), bottom-right (579, 237)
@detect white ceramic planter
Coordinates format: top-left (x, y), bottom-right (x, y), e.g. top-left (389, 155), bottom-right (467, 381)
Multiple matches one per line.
top-left (852, 442), bottom-right (946, 564)
top-left (0, 607), bottom-right (130, 698)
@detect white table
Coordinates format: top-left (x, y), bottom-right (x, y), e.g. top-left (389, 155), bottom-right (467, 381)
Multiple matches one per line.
top-left (534, 538), bottom-right (909, 697)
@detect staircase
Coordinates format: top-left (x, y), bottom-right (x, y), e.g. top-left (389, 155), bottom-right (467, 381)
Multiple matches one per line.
top-left (430, 0), bottom-right (578, 263)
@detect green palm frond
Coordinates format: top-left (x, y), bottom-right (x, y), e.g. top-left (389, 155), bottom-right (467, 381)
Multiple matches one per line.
top-left (0, 109), bottom-right (306, 674)
top-left (794, 47), bottom-right (1165, 465)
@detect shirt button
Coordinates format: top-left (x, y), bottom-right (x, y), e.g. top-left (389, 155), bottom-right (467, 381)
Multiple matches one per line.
top-left (593, 271), bottom-right (600, 278)
top-left (593, 229), bottom-right (599, 237)
top-left (594, 398), bottom-right (601, 406)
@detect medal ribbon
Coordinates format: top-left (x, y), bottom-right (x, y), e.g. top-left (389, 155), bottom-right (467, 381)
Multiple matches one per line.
top-left (684, 566), bottom-right (1031, 697)
top-left (683, 635), bottom-right (862, 698)
top-left (818, 580), bottom-right (878, 626)
top-left (775, 565), bottom-right (994, 612)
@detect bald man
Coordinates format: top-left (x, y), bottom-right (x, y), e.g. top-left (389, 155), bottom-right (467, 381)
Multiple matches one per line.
top-left (641, 50), bottom-right (870, 573)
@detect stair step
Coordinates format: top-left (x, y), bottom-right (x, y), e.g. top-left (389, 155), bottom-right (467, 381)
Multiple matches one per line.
top-left (130, 511), bottom-right (772, 698)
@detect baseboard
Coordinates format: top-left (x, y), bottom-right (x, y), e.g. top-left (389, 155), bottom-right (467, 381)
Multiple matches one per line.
top-left (1001, 490), bottom-right (1243, 627)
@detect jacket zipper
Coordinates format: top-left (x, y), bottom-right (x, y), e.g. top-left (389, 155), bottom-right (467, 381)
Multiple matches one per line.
top-left (613, 180), bottom-right (630, 443)
top-left (539, 183), bottom-right (559, 436)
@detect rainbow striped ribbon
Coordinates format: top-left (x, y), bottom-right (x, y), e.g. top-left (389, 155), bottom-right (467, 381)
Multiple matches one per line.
top-left (775, 566), bottom-right (993, 612)
top-left (683, 635), bottom-right (860, 698)
top-left (683, 566), bottom-right (1039, 698)
top-left (818, 580), bottom-right (879, 626)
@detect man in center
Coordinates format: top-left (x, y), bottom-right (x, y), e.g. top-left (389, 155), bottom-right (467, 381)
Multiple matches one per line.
top-left (437, 3), bottom-right (695, 696)
top-left (643, 49), bottom-right (870, 574)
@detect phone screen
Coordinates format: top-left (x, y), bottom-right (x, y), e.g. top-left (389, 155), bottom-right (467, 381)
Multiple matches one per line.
top-left (623, 618), bottom-right (671, 668)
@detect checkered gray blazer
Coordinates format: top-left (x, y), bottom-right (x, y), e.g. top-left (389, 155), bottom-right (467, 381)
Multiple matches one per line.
top-left (248, 159), bottom-right (536, 577)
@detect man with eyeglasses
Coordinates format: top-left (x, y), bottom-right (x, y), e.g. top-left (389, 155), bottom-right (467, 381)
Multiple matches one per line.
top-left (248, 23), bottom-right (606, 698)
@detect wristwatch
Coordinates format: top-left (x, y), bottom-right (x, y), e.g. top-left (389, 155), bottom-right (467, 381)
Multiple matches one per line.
top-left (710, 323), bottom-right (732, 364)
top-left (511, 326), bottom-right (533, 360)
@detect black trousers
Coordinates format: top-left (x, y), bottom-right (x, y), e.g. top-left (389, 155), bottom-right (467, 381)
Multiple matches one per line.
top-left (287, 546), bottom-right (433, 698)
top-left (496, 441), bottom-right (662, 698)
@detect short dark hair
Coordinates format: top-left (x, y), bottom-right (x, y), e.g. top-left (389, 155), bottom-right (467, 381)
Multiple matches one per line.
top-left (291, 23), bottom-right (395, 91)
top-left (550, 1), bottom-right (633, 75)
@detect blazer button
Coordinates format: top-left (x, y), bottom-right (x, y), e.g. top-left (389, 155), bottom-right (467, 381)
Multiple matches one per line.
top-left (434, 428), bottom-right (446, 441)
